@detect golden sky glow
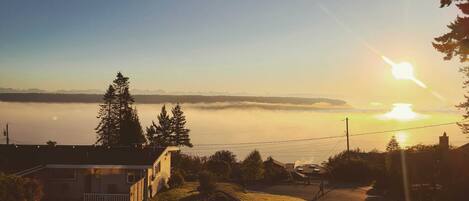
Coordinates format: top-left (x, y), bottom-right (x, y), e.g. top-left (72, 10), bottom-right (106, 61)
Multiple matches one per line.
top-left (0, 1), bottom-right (462, 111)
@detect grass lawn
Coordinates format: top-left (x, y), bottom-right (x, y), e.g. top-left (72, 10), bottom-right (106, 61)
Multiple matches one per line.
top-left (152, 182), bottom-right (305, 201)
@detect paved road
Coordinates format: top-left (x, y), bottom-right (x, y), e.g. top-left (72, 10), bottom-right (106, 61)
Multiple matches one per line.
top-left (249, 182), bottom-right (386, 201)
top-left (318, 186), bottom-right (386, 201)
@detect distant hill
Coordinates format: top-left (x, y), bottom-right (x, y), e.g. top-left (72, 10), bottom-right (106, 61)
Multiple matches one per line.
top-left (0, 93), bottom-right (347, 106)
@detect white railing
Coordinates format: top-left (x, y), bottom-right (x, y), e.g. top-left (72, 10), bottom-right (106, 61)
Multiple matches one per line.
top-left (83, 193), bottom-right (130, 201)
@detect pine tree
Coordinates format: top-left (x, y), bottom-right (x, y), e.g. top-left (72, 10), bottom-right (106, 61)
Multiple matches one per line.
top-left (146, 105), bottom-right (173, 147)
top-left (171, 103), bottom-right (192, 147)
top-left (95, 85), bottom-right (119, 145)
top-left (118, 108), bottom-right (146, 146)
top-left (386, 136), bottom-right (401, 152)
top-left (113, 72), bottom-right (134, 123)
top-left (95, 72), bottom-right (144, 146)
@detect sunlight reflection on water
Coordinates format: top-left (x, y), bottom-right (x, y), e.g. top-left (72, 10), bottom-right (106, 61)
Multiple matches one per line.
top-left (0, 102), bottom-right (463, 163)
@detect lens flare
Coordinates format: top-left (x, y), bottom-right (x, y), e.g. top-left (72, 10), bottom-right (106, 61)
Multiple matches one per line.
top-left (382, 56), bottom-right (427, 88)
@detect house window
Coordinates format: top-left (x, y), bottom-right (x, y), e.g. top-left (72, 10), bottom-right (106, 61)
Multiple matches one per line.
top-left (50, 169), bottom-right (76, 180)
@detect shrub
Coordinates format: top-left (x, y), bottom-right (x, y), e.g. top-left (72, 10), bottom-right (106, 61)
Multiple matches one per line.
top-left (172, 152), bottom-right (207, 181)
top-left (206, 160), bottom-right (231, 180)
top-left (326, 150), bottom-right (384, 183)
top-left (168, 170), bottom-right (185, 188)
top-left (198, 171), bottom-right (217, 195)
top-left (0, 173), bottom-right (43, 201)
top-left (209, 150), bottom-right (237, 166)
top-left (264, 158), bottom-right (290, 183)
top-left (240, 150), bottom-right (264, 184)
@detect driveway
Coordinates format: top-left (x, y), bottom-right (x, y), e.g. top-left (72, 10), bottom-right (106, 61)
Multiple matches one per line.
top-left (248, 182), bottom-right (386, 201)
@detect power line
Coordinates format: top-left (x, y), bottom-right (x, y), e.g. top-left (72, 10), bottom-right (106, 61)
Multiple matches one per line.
top-left (192, 120), bottom-right (466, 147)
top-left (194, 135), bottom-right (345, 146)
top-left (350, 120), bottom-right (467, 137)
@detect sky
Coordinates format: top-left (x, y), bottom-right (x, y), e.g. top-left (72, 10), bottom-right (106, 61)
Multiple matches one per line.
top-left (0, 0), bottom-right (463, 109)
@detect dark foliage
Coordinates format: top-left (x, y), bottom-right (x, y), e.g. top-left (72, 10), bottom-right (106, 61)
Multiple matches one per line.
top-left (146, 105), bottom-right (172, 147)
top-left (386, 136), bottom-right (400, 152)
top-left (168, 170), bottom-right (185, 188)
top-left (206, 160), bottom-right (231, 181)
top-left (326, 149), bottom-right (385, 183)
top-left (209, 150), bottom-right (237, 166)
top-left (147, 104), bottom-right (193, 148)
top-left (0, 173), bottom-right (43, 201)
top-left (240, 150), bottom-right (264, 184)
top-left (118, 108), bottom-right (146, 146)
top-left (95, 85), bottom-right (118, 145)
top-left (172, 152), bottom-right (207, 181)
top-left (46, 140), bottom-right (57, 146)
top-left (435, 0), bottom-right (469, 135)
top-left (198, 171), bottom-right (217, 195)
top-left (263, 157), bottom-right (291, 183)
top-left (172, 103), bottom-right (192, 147)
top-left (434, 0), bottom-right (469, 62)
top-left (95, 72), bottom-right (145, 146)
top-left (206, 150), bottom-right (237, 180)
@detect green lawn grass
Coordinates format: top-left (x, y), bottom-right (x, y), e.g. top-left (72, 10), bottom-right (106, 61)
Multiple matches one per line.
top-left (152, 182), bottom-right (305, 201)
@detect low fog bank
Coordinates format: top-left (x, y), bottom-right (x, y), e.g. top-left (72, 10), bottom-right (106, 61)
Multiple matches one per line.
top-left (0, 93), bottom-right (348, 110)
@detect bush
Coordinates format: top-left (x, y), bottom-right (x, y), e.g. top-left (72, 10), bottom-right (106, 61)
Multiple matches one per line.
top-left (206, 160), bottom-right (231, 180)
top-left (326, 150), bottom-right (384, 183)
top-left (198, 171), bottom-right (217, 195)
top-left (209, 150), bottom-right (237, 166)
top-left (0, 173), bottom-right (43, 201)
top-left (172, 152), bottom-right (207, 181)
top-left (168, 170), bottom-right (185, 188)
top-left (264, 158), bottom-right (291, 183)
top-left (240, 150), bottom-right (264, 184)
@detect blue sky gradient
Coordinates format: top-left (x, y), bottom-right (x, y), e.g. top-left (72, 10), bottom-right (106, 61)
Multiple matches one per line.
top-left (0, 0), bottom-right (462, 108)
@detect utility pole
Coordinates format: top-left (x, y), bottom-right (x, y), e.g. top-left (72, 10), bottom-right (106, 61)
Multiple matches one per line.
top-left (3, 123), bottom-right (9, 145)
top-left (345, 117), bottom-right (349, 152)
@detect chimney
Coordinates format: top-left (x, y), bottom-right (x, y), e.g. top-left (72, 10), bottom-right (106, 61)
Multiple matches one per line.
top-left (439, 132), bottom-right (449, 151)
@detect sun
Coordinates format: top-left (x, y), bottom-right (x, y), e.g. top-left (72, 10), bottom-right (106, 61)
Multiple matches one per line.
top-left (391, 62), bottom-right (414, 80)
top-left (382, 56), bottom-right (427, 88)
top-left (383, 103), bottom-right (419, 121)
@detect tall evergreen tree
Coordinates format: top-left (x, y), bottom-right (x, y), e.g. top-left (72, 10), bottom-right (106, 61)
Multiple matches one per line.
top-left (95, 72), bottom-right (144, 146)
top-left (118, 108), bottom-right (146, 146)
top-left (171, 103), bottom-right (193, 147)
top-left (95, 85), bottom-right (119, 145)
top-left (146, 105), bottom-right (172, 147)
top-left (113, 72), bottom-right (134, 123)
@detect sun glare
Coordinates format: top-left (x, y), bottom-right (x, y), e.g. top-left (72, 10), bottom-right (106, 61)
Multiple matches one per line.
top-left (395, 132), bottom-right (408, 145)
top-left (381, 103), bottom-right (421, 121)
top-left (382, 56), bottom-right (427, 88)
top-left (391, 62), bottom-right (414, 80)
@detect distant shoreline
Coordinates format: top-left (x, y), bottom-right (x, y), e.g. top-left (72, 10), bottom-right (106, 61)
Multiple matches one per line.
top-left (0, 93), bottom-right (347, 106)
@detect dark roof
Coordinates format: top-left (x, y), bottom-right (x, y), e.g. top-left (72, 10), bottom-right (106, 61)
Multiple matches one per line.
top-left (264, 157), bottom-right (286, 168)
top-left (0, 145), bottom-right (167, 174)
top-left (457, 143), bottom-right (469, 152)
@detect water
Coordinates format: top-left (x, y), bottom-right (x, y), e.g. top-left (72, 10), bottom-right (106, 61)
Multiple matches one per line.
top-left (0, 102), bottom-right (466, 163)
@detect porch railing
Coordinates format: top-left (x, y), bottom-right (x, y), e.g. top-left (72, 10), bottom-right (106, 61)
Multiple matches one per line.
top-left (83, 193), bottom-right (130, 201)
